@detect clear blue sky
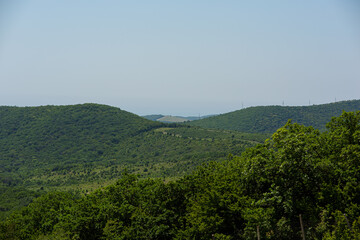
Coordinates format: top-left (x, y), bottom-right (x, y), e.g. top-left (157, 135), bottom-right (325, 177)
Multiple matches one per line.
top-left (1, 0), bottom-right (359, 116)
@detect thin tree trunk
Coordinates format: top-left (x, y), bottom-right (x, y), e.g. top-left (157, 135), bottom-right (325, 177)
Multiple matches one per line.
top-left (299, 214), bottom-right (305, 240)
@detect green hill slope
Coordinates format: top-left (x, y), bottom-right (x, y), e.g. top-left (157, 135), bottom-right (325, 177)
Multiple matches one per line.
top-left (187, 100), bottom-right (360, 133)
top-left (0, 104), bottom-right (162, 168)
top-left (0, 104), bottom-right (263, 218)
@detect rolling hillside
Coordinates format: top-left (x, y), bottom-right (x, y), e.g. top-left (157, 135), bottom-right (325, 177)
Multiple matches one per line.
top-left (187, 100), bottom-right (360, 133)
top-left (0, 104), bottom-right (263, 218)
top-left (2, 111), bottom-right (359, 239)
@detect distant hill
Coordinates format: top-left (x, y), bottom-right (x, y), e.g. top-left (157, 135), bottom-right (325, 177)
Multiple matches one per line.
top-left (0, 104), bottom-right (161, 169)
top-left (0, 104), bottom-right (263, 218)
top-left (184, 114), bottom-right (218, 121)
top-left (142, 114), bottom-right (164, 121)
top-left (142, 114), bottom-right (216, 123)
top-left (157, 115), bottom-right (189, 123)
top-left (187, 100), bottom-right (360, 133)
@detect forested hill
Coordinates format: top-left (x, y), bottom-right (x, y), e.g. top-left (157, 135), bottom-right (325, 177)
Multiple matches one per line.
top-left (0, 104), bottom-right (263, 218)
top-left (187, 99), bottom-right (360, 133)
top-left (0, 104), bottom-right (162, 165)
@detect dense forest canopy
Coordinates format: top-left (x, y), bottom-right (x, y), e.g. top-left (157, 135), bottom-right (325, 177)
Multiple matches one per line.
top-left (1, 111), bottom-right (359, 239)
top-left (188, 100), bottom-right (360, 133)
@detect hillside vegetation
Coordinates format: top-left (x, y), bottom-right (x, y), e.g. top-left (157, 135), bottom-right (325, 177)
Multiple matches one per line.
top-left (1, 111), bottom-right (359, 239)
top-left (187, 100), bottom-right (360, 133)
top-left (0, 104), bottom-right (264, 219)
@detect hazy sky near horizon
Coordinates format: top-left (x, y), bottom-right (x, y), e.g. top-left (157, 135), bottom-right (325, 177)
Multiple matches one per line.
top-left (1, 0), bottom-right (359, 116)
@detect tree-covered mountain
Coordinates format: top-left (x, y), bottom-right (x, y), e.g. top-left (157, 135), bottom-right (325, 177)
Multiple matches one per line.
top-left (0, 104), bottom-right (162, 168)
top-left (1, 111), bottom-right (359, 239)
top-left (187, 100), bottom-right (360, 133)
top-left (0, 104), bottom-right (264, 219)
